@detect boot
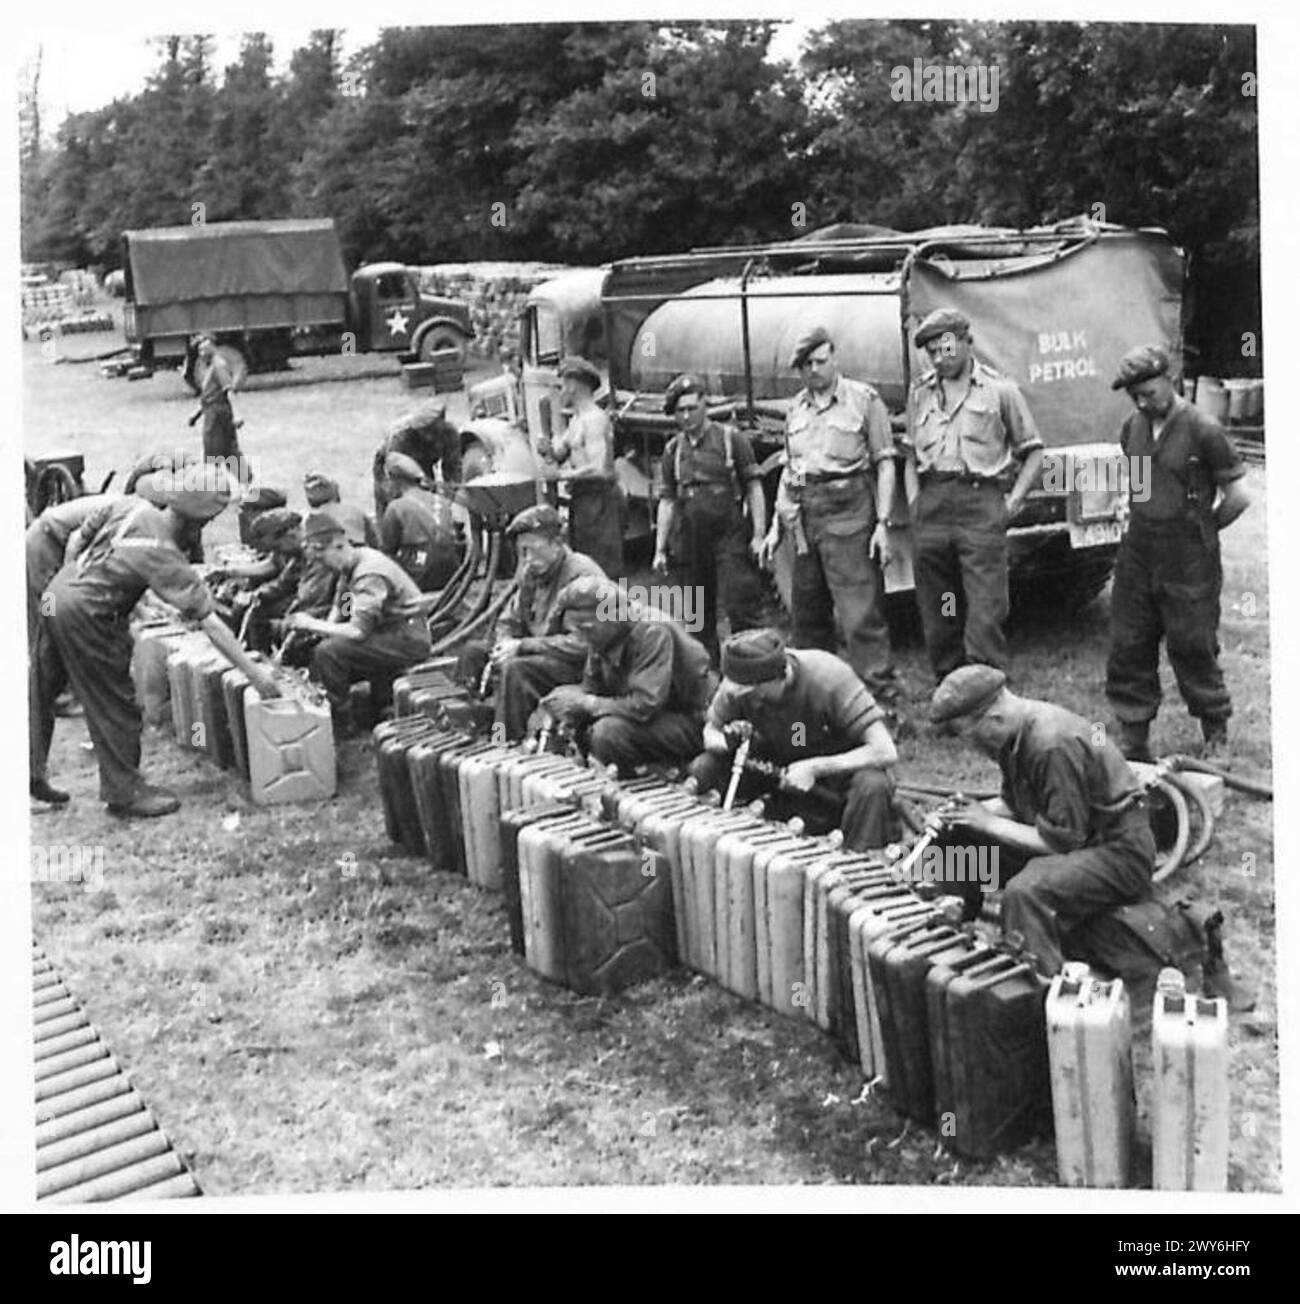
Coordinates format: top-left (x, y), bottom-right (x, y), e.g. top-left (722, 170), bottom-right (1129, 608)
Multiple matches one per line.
top-left (30, 777), bottom-right (70, 805)
top-left (107, 784), bottom-right (180, 819)
top-left (1118, 720), bottom-right (1154, 763)
top-left (1202, 912), bottom-right (1256, 1013)
top-left (1200, 717), bottom-right (1230, 761)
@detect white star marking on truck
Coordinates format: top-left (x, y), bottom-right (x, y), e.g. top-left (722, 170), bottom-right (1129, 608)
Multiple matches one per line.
top-left (386, 308), bottom-right (410, 336)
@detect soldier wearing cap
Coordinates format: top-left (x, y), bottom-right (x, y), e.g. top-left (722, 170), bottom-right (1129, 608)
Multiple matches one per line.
top-left (461, 503), bottom-right (608, 739)
top-left (30, 465), bottom-right (280, 815)
top-left (304, 471), bottom-right (374, 547)
top-left (541, 354), bottom-right (624, 579)
top-left (215, 509), bottom-right (320, 654)
top-left (689, 629), bottom-right (901, 849)
top-left (901, 308), bottom-right (1044, 682)
top-left (373, 399), bottom-right (462, 520)
top-left (540, 576), bottom-right (713, 773)
top-left (187, 336), bottom-right (249, 481)
top-left (761, 325), bottom-right (900, 703)
top-left (123, 447), bottom-right (208, 561)
top-left (1104, 344), bottom-right (1250, 761)
top-left (378, 451), bottom-right (459, 591)
top-left (654, 373), bottom-right (769, 661)
top-left (927, 665), bottom-right (1155, 975)
top-left (283, 511), bottom-right (432, 731)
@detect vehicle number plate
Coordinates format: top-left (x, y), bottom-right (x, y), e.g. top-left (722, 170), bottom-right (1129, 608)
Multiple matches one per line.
top-left (1069, 519), bottom-right (1123, 548)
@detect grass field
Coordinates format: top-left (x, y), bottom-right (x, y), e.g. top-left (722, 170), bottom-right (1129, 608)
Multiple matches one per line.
top-left (24, 309), bottom-right (1279, 1195)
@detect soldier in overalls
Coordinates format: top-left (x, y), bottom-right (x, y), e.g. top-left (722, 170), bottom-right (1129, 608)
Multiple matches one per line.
top-left (760, 327), bottom-right (900, 704)
top-left (1104, 345), bottom-right (1250, 760)
top-left (653, 373), bottom-right (769, 662)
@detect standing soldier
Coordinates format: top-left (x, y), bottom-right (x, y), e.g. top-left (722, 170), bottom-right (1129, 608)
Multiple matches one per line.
top-left (900, 309), bottom-right (1044, 683)
top-left (760, 326), bottom-right (899, 704)
top-left (373, 399), bottom-right (462, 519)
top-left (283, 512), bottom-right (433, 733)
top-left (378, 452), bottom-right (459, 591)
top-left (31, 466), bottom-right (280, 816)
top-left (1104, 345), bottom-right (1250, 760)
top-left (544, 355), bottom-right (624, 579)
top-left (653, 373), bottom-right (769, 662)
top-left (187, 336), bottom-right (248, 482)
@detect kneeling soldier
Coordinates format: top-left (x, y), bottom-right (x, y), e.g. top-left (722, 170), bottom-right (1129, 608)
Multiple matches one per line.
top-left (283, 511), bottom-right (432, 732)
top-left (540, 576), bottom-right (713, 773)
top-left (688, 629), bottom-right (900, 848)
top-left (928, 665), bottom-right (1155, 976)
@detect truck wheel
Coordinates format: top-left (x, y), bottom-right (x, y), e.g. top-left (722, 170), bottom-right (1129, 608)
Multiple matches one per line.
top-left (36, 464), bottom-right (79, 513)
top-left (418, 325), bottom-right (467, 367)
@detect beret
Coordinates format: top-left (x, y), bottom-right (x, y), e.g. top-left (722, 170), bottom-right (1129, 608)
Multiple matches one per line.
top-left (384, 451), bottom-right (427, 484)
top-left (1111, 344), bottom-right (1171, 391)
top-left (557, 355), bottom-right (602, 390)
top-left (721, 629), bottom-right (788, 685)
top-left (301, 510), bottom-right (347, 543)
top-left (929, 665), bottom-right (1008, 724)
top-left (556, 574), bottom-right (620, 614)
top-left (131, 471), bottom-right (170, 509)
top-left (664, 373), bottom-right (706, 416)
top-left (303, 471), bottom-right (340, 499)
top-left (248, 507), bottom-right (302, 549)
top-left (241, 484), bottom-right (288, 511)
top-left (914, 308), bottom-right (972, 350)
top-left (126, 447), bottom-right (200, 495)
top-left (506, 503), bottom-right (564, 539)
top-left (790, 326), bottom-right (834, 370)
top-left (149, 462), bottom-right (235, 522)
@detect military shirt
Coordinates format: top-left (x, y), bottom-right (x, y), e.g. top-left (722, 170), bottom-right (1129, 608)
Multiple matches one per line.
top-left (582, 618), bottom-right (711, 723)
top-left (332, 547), bottom-right (426, 639)
top-left (660, 421), bottom-right (759, 500)
top-left (380, 489), bottom-right (452, 560)
top-left (903, 360), bottom-right (1042, 478)
top-left (379, 407), bottom-right (462, 483)
top-left (200, 355), bottom-right (234, 410)
top-left (783, 376), bottom-right (894, 483)
top-left (52, 499), bottom-right (214, 623)
top-left (30, 494), bottom-right (118, 553)
top-left (1119, 397), bottom-right (1244, 526)
top-left (500, 546), bottom-right (607, 659)
top-left (706, 649), bottom-right (884, 764)
top-left (998, 700), bottom-right (1143, 853)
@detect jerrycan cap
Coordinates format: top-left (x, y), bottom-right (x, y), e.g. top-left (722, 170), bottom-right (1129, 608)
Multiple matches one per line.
top-left (1156, 966), bottom-right (1187, 995)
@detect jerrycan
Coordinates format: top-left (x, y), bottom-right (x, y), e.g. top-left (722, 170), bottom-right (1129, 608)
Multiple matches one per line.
top-left (244, 675), bottom-right (336, 805)
top-left (1046, 963), bottom-right (1136, 1187)
top-left (165, 635), bottom-right (209, 747)
top-left (1151, 967), bottom-right (1229, 1191)
top-left (131, 621), bottom-right (189, 727)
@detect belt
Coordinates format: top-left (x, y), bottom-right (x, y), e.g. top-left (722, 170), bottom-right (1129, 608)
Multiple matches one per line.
top-left (919, 470), bottom-right (999, 487)
top-left (679, 483), bottom-right (734, 500)
top-left (788, 468), bottom-right (869, 490)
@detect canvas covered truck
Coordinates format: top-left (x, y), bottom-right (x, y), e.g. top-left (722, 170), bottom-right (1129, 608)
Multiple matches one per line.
top-left (119, 219), bottom-right (474, 391)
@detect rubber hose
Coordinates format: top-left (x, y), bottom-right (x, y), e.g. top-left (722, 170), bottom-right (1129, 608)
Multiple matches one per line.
top-left (430, 577), bottom-right (518, 656)
top-left (1150, 777), bottom-right (1191, 884)
top-left (1170, 754), bottom-right (1273, 801)
top-left (895, 782), bottom-right (1000, 802)
top-left (1166, 770), bottom-right (1216, 867)
top-left (430, 531), bottom-right (499, 640)
top-left (424, 525), bottom-right (481, 625)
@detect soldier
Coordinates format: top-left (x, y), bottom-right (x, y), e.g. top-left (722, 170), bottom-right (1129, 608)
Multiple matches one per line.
top-left (217, 509), bottom-right (308, 653)
top-left (760, 326), bottom-right (900, 704)
top-left (900, 308), bottom-right (1044, 682)
top-left (187, 336), bottom-right (248, 481)
top-left (545, 355), bottom-right (624, 579)
top-left (31, 465), bottom-right (280, 815)
top-left (928, 665), bottom-right (1155, 976)
top-left (465, 504), bottom-right (607, 740)
top-left (303, 470), bottom-right (373, 547)
top-left (688, 629), bottom-right (900, 850)
top-left (377, 451), bottom-right (459, 591)
top-left (540, 576), bottom-right (713, 774)
top-left (373, 399), bottom-right (462, 519)
top-left (1104, 345), bottom-right (1250, 760)
top-left (653, 373), bottom-right (769, 661)
top-left (282, 512), bottom-right (432, 732)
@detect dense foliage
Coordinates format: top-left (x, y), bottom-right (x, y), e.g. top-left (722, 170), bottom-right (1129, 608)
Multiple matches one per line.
top-left (19, 21), bottom-right (1260, 373)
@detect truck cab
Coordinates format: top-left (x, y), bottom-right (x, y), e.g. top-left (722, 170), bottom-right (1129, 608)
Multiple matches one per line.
top-left (348, 262), bottom-right (474, 362)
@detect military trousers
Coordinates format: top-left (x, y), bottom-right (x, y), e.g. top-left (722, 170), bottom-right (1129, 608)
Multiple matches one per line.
top-left (202, 402), bottom-right (246, 479)
top-left (567, 479), bottom-right (625, 580)
top-left (311, 622), bottom-right (432, 712)
top-left (1105, 517), bottom-right (1230, 725)
top-left (493, 649), bottom-right (588, 740)
top-left (584, 711), bottom-right (703, 775)
top-left (686, 752), bottom-right (899, 850)
top-left (788, 478), bottom-right (895, 698)
top-left (675, 489), bottom-right (768, 658)
top-left (912, 477), bottom-right (1010, 682)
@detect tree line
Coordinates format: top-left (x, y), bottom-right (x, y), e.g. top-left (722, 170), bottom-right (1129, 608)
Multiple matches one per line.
top-left (19, 20), bottom-right (1260, 375)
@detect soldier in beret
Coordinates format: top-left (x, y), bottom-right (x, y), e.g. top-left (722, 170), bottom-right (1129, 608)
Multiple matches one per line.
top-left (304, 471), bottom-right (374, 547)
top-left (31, 465), bottom-right (280, 815)
top-left (540, 576), bottom-right (713, 773)
top-left (373, 399), bottom-right (462, 520)
top-left (1104, 344), bottom-right (1250, 760)
top-left (540, 355), bottom-right (624, 579)
top-left (688, 629), bottom-right (901, 849)
top-left (654, 373), bottom-right (769, 661)
top-left (927, 665), bottom-right (1155, 975)
top-left (378, 451), bottom-right (459, 592)
top-left (901, 308), bottom-right (1044, 682)
top-left (761, 326), bottom-right (901, 706)
top-left (283, 512), bottom-right (432, 733)
top-left (463, 503), bottom-right (609, 739)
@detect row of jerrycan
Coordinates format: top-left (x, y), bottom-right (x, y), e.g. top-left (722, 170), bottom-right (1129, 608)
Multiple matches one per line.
top-left (160, 631), bottom-right (335, 805)
top-left (1046, 964), bottom-right (1229, 1190)
top-left (369, 716), bottom-right (1231, 1185)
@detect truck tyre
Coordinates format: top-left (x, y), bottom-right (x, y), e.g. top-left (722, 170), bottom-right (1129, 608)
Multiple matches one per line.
top-left (36, 464), bottom-right (79, 513)
top-left (418, 325), bottom-right (468, 367)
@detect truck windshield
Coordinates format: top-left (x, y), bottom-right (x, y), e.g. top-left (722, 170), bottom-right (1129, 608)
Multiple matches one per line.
top-left (529, 304), bottom-right (562, 366)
